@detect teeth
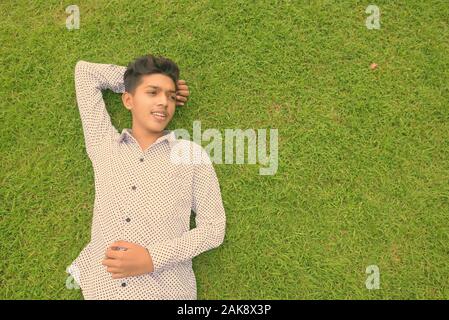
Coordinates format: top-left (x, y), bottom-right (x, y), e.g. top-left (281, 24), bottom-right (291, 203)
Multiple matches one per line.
top-left (152, 112), bottom-right (166, 117)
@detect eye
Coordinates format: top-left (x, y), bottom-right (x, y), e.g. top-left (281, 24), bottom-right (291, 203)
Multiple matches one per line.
top-left (170, 95), bottom-right (176, 101)
top-left (147, 91), bottom-right (156, 96)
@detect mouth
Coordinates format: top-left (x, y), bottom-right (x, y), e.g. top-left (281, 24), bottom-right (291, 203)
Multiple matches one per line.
top-left (150, 111), bottom-right (168, 121)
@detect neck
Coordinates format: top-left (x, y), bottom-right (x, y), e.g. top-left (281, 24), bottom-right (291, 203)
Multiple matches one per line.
top-left (129, 126), bottom-right (165, 152)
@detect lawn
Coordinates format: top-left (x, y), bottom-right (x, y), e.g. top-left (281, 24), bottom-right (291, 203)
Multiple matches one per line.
top-left (0, 0), bottom-right (448, 299)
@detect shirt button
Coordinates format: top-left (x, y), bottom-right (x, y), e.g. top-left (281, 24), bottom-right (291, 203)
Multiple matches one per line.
top-left (139, 158), bottom-right (144, 162)
top-left (121, 282), bottom-right (127, 287)
top-left (125, 217), bottom-right (131, 223)
top-left (131, 185), bottom-right (136, 190)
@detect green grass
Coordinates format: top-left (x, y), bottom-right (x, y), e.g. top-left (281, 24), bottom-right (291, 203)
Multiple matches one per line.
top-left (1, 0), bottom-right (448, 299)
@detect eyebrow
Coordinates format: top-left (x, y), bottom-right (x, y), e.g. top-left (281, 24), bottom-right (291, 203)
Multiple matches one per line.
top-left (145, 85), bottom-right (176, 93)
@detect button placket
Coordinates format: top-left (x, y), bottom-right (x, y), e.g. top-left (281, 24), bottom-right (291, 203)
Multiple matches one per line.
top-left (123, 150), bottom-right (145, 232)
top-left (131, 149), bottom-right (148, 197)
top-left (129, 157), bottom-right (143, 193)
top-left (119, 148), bottom-right (141, 246)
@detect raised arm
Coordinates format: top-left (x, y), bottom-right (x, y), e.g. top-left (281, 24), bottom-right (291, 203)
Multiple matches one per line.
top-left (74, 60), bottom-right (126, 161)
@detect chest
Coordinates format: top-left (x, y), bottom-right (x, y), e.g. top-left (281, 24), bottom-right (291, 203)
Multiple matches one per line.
top-left (94, 143), bottom-right (194, 219)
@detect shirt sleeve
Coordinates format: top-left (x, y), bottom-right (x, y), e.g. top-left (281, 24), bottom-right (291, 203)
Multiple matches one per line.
top-left (145, 147), bottom-right (227, 273)
top-left (74, 60), bottom-right (126, 161)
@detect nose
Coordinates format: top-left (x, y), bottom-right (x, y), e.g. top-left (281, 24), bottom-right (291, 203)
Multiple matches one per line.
top-left (156, 93), bottom-right (169, 107)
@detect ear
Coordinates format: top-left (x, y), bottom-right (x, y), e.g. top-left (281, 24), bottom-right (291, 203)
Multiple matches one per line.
top-left (122, 92), bottom-right (133, 111)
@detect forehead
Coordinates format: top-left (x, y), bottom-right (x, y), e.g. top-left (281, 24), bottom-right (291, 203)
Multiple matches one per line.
top-left (137, 73), bottom-right (176, 91)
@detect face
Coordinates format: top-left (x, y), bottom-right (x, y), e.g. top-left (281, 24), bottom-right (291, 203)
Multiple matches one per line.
top-left (122, 73), bottom-right (177, 134)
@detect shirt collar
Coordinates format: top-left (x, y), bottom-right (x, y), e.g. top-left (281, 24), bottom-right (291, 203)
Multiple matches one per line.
top-left (118, 128), bottom-right (178, 149)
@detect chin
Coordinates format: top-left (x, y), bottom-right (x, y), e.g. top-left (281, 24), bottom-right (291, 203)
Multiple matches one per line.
top-left (147, 124), bottom-right (166, 133)
top-left (145, 115), bottom-right (172, 133)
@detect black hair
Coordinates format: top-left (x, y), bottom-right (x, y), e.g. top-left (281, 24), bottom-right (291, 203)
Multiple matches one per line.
top-left (124, 54), bottom-right (180, 94)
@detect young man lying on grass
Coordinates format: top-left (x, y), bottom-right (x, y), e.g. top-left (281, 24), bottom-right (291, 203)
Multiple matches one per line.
top-left (67, 54), bottom-right (226, 300)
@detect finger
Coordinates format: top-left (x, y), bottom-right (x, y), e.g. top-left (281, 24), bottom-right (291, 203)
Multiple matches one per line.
top-left (177, 79), bottom-right (187, 85)
top-left (102, 258), bottom-right (120, 268)
top-left (111, 273), bottom-right (127, 279)
top-left (176, 96), bottom-right (187, 103)
top-left (176, 87), bottom-right (189, 95)
top-left (109, 240), bottom-right (132, 249)
top-left (106, 267), bottom-right (122, 273)
top-left (105, 248), bottom-right (123, 259)
top-left (177, 83), bottom-right (189, 90)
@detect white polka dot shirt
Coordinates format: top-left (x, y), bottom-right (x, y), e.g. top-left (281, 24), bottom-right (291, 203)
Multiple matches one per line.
top-left (67, 61), bottom-right (226, 300)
